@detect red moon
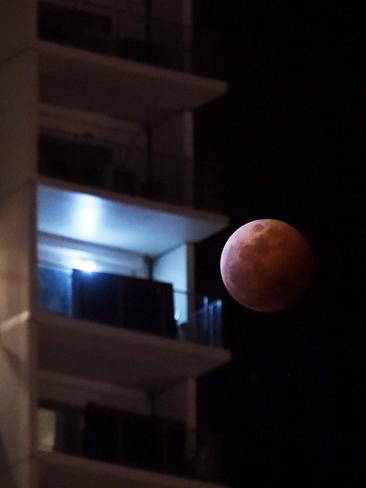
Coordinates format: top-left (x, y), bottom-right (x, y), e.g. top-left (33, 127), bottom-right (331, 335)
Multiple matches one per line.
top-left (220, 219), bottom-right (313, 312)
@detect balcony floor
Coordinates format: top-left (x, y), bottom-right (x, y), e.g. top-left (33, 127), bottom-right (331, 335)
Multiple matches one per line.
top-left (37, 41), bottom-right (227, 125)
top-left (34, 310), bottom-right (231, 390)
top-left (38, 450), bottom-right (230, 488)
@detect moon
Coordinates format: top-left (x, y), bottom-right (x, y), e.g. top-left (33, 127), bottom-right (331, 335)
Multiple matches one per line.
top-left (220, 219), bottom-right (313, 312)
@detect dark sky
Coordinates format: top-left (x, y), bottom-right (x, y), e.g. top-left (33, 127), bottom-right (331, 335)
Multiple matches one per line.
top-left (193, 2), bottom-right (365, 486)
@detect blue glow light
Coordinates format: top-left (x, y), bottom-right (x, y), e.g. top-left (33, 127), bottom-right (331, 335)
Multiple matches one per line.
top-left (74, 260), bottom-right (97, 273)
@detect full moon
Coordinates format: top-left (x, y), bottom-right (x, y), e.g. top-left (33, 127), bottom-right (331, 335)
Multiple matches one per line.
top-left (220, 219), bottom-right (313, 312)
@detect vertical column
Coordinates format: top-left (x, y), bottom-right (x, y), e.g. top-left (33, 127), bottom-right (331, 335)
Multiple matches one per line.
top-left (153, 378), bottom-right (197, 472)
top-left (0, 1), bottom-right (36, 63)
top-left (0, 0), bottom-right (37, 190)
top-left (0, 186), bottom-right (37, 488)
top-left (0, 3), bottom-right (38, 487)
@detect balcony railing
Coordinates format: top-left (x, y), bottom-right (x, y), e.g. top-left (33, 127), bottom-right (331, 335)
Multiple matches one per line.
top-left (38, 266), bottom-right (223, 348)
top-left (38, 129), bottom-right (224, 213)
top-left (39, 402), bottom-right (225, 483)
top-left (38, 0), bottom-right (223, 79)
top-left (174, 290), bottom-right (222, 347)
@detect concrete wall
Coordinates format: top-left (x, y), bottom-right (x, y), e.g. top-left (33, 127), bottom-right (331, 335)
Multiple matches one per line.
top-left (153, 243), bottom-right (195, 323)
top-left (0, 50), bottom-right (37, 195)
top-left (153, 244), bottom-right (188, 289)
top-left (39, 103), bottom-right (145, 148)
top-left (153, 244), bottom-right (188, 323)
top-left (153, 112), bottom-right (193, 157)
top-left (153, 379), bottom-right (196, 429)
top-left (152, 112), bottom-right (194, 205)
top-left (37, 233), bottom-right (149, 278)
top-left (0, 187), bottom-right (36, 488)
top-left (38, 373), bottom-right (150, 414)
top-left (0, 7), bottom-right (37, 487)
top-left (0, 1), bottom-right (35, 63)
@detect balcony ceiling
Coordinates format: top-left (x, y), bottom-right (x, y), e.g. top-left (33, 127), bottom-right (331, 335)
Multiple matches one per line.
top-left (37, 41), bottom-right (227, 125)
top-left (37, 181), bottom-right (229, 257)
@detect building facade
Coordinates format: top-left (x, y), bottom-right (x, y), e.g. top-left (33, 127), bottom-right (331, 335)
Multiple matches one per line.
top-left (0, 1), bottom-right (230, 487)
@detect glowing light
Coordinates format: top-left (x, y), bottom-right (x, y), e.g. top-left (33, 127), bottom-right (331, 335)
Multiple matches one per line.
top-left (77, 208), bottom-right (97, 236)
top-left (74, 260), bottom-right (97, 273)
top-left (73, 194), bottom-right (102, 237)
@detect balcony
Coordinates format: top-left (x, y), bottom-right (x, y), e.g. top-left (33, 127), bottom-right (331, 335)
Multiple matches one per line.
top-left (35, 267), bottom-right (230, 388)
top-left (38, 129), bottom-right (224, 214)
top-left (38, 402), bottom-right (227, 486)
top-left (37, 1), bottom-right (227, 123)
top-left (37, 266), bottom-right (222, 348)
top-left (37, 1), bottom-right (223, 79)
top-left (36, 182), bottom-right (228, 267)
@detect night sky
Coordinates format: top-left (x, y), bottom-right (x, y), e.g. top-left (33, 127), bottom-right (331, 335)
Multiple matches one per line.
top-left (193, 2), bottom-right (364, 486)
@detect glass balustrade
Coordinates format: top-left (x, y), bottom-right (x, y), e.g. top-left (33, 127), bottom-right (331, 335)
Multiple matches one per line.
top-left (38, 0), bottom-right (224, 79)
top-left (38, 265), bottom-right (223, 348)
top-left (38, 403), bottom-right (225, 483)
top-left (38, 128), bottom-right (225, 213)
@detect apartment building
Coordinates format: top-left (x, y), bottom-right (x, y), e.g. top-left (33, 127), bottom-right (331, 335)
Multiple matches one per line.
top-left (0, 1), bottom-right (231, 487)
